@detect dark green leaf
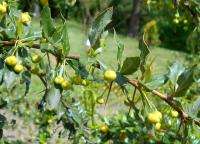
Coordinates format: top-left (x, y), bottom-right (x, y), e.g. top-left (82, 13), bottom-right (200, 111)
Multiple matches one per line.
top-left (120, 57), bottom-right (140, 75)
top-left (88, 7), bottom-right (113, 48)
top-left (174, 65), bottom-right (197, 97)
top-left (115, 72), bottom-right (128, 86)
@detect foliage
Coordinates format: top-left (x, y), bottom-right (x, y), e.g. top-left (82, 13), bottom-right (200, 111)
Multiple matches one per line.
top-left (0, 0), bottom-right (199, 143)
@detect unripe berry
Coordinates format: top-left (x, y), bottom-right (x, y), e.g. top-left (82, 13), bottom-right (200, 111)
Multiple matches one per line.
top-left (54, 76), bottom-right (64, 85)
top-left (14, 64), bottom-right (24, 73)
top-left (5, 56), bottom-right (18, 67)
top-left (20, 12), bottom-right (31, 24)
top-left (104, 70), bottom-right (117, 82)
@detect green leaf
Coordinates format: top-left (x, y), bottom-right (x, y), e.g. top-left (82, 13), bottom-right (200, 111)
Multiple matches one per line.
top-left (120, 57), bottom-right (140, 75)
top-left (56, 102), bottom-right (65, 119)
top-left (139, 34), bottom-right (150, 77)
top-left (4, 70), bottom-right (16, 89)
top-left (145, 74), bottom-right (168, 89)
top-left (88, 7), bottom-right (113, 48)
top-left (62, 22), bottom-right (70, 56)
top-left (168, 62), bottom-right (185, 89)
top-left (174, 65), bottom-right (197, 97)
top-left (114, 30), bottom-right (124, 71)
top-left (192, 96), bottom-right (200, 116)
top-left (47, 87), bottom-right (61, 110)
top-left (115, 72), bottom-right (128, 86)
top-left (41, 6), bottom-right (56, 38)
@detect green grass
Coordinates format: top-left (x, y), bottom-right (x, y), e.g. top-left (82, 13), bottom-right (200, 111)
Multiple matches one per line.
top-left (66, 20), bottom-right (186, 73)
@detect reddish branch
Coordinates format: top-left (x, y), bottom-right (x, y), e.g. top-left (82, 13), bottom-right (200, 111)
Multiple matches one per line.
top-left (1, 40), bottom-right (200, 127)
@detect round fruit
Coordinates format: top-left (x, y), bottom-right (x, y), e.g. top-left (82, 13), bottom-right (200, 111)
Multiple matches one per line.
top-left (20, 12), bottom-right (31, 24)
top-left (31, 55), bottom-right (41, 63)
top-left (100, 125), bottom-right (109, 133)
top-left (153, 111), bottom-right (162, 120)
top-left (61, 80), bottom-right (71, 90)
top-left (155, 122), bottom-right (161, 131)
top-left (147, 113), bottom-right (160, 123)
top-left (31, 66), bottom-right (40, 74)
top-left (40, 0), bottom-right (48, 6)
top-left (81, 79), bottom-right (89, 86)
top-left (14, 64), bottom-right (24, 73)
top-left (0, 1), bottom-right (7, 13)
top-left (5, 56), bottom-right (18, 67)
top-left (47, 118), bottom-right (52, 124)
top-left (54, 76), bottom-right (64, 85)
top-left (171, 110), bottom-right (179, 118)
top-left (96, 98), bottom-right (104, 104)
top-left (104, 70), bottom-right (117, 82)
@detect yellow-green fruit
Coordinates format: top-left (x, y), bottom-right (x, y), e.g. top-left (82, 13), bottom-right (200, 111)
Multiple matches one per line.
top-left (20, 12), bottom-right (31, 24)
top-left (147, 113), bottom-right (160, 123)
top-left (14, 64), bottom-right (24, 73)
top-left (100, 125), bottom-right (109, 133)
top-left (31, 55), bottom-right (41, 63)
top-left (81, 79), bottom-right (89, 86)
top-left (0, 1), bottom-right (7, 13)
top-left (96, 98), bottom-right (104, 104)
top-left (54, 76), bottom-right (64, 85)
top-left (171, 110), bottom-right (179, 118)
top-left (40, 0), bottom-right (48, 6)
top-left (153, 111), bottom-right (162, 120)
top-left (61, 80), bottom-right (71, 90)
top-left (155, 122), bottom-right (161, 131)
top-left (47, 118), bottom-right (52, 124)
top-left (104, 70), bottom-right (117, 82)
top-left (173, 18), bottom-right (179, 24)
top-left (31, 66), bottom-right (39, 74)
top-left (5, 56), bottom-right (18, 67)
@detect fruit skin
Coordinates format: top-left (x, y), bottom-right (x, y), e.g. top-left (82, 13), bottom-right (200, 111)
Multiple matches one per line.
top-left (31, 55), bottom-right (41, 63)
top-left (147, 111), bottom-right (162, 123)
top-left (61, 80), bottom-right (72, 90)
top-left (40, 0), bottom-right (48, 6)
top-left (31, 66), bottom-right (40, 74)
top-left (54, 76), bottom-right (64, 85)
top-left (104, 70), bottom-right (117, 82)
top-left (14, 64), bottom-right (24, 73)
top-left (0, 1), bottom-right (7, 13)
top-left (47, 118), bottom-right (52, 124)
top-left (153, 111), bottom-right (162, 119)
top-left (171, 110), bottom-right (179, 118)
top-left (100, 125), bottom-right (109, 133)
top-left (155, 122), bottom-right (161, 131)
top-left (20, 12), bottom-right (31, 24)
top-left (96, 98), bottom-right (104, 104)
top-left (81, 79), bottom-right (89, 86)
top-left (5, 56), bottom-right (18, 67)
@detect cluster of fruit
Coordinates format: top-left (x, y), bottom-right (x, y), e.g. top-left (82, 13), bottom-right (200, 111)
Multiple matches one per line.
top-left (5, 56), bottom-right (24, 74)
top-left (0, 1), bottom-right (31, 25)
top-left (147, 111), bottom-right (162, 130)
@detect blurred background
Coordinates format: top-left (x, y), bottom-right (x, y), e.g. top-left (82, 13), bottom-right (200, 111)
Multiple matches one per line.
top-left (17, 0), bottom-right (199, 54)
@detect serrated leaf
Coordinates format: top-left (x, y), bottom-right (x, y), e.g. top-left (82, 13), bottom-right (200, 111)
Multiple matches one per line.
top-left (47, 87), bottom-right (61, 110)
top-left (41, 6), bottom-right (56, 38)
top-left (89, 7), bottom-right (113, 48)
top-left (174, 65), bottom-right (197, 97)
top-left (120, 57), bottom-right (140, 75)
top-left (139, 34), bottom-right (150, 77)
top-left (168, 62), bottom-right (185, 89)
top-left (114, 30), bottom-right (124, 70)
top-left (145, 74), bottom-right (168, 89)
